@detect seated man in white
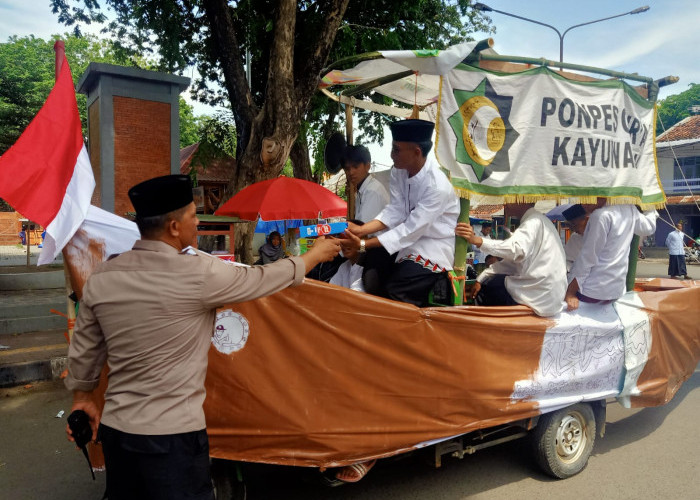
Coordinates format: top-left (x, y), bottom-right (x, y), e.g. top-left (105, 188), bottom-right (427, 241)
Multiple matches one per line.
top-left (343, 119), bottom-right (460, 307)
top-left (566, 200), bottom-right (657, 310)
top-left (562, 204), bottom-right (588, 274)
top-left (342, 145), bottom-right (389, 227)
top-left (456, 203), bottom-right (567, 317)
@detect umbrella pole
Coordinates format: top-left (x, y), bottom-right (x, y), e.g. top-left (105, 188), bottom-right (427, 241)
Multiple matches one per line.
top-left (345, 104), bottom-right (356, 220)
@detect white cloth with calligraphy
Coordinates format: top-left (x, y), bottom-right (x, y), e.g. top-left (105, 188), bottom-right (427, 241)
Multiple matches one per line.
top-left (511, 291), bottom-right (653, 412)
top-left (511, 301), bottom-right (625, 411)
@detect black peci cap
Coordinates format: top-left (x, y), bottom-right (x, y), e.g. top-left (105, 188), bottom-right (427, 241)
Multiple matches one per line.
top-left (128, 175), bottom-right (193, 218)
top-left (563, 204), bottom-right (586, 222)
top-left (390, 119), bottom-right (434, 143)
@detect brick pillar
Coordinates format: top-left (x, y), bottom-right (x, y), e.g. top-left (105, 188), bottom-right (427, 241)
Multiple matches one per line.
top-left (77, 64), bottom-right (190, 216)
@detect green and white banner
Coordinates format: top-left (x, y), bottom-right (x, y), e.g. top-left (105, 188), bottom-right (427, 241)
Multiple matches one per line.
top-left (436, 65), bottom-right (664, 208)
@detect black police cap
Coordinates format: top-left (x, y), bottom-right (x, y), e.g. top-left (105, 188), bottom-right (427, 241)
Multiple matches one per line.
top-left (128, 175), bottom-right (193, 218)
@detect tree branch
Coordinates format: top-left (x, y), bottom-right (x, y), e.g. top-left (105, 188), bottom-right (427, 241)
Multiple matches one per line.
top-left (201, 0), bottom-right (257, 153)
top-left (266, 0), bottom-right (296, 129)
top-left (294, 0), bottom-right (351, 115)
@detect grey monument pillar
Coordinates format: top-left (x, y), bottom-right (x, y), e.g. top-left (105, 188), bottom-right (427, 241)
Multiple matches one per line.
top-left (77, 64), bottom-right (190, 216)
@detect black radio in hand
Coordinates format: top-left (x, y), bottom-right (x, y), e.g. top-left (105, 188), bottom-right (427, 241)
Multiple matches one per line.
top-left (67, 409), bottom-right (96, 480)
top-left (67, 410), bottom-right (92, 448)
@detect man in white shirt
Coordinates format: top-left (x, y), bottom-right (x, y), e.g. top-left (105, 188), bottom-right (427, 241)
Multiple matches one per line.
top-left (566, 201), bottom-right (657, 310)
top-left (472, 222), bottom-right (492, 264)
top-left (342, 145), bottom-right (389, 225)
top-left (330, 220), bottom-right (366, 293)
top-left (343, 119), bottom-right (460, 307)
top-left (310, 146), bottom-right (391, 284)
top-left (456, 203), bottom-right (567, 317)
top-left (562, 204), bottom-right (588, 273)
top-left (665, 222), bottom-right (690, 279)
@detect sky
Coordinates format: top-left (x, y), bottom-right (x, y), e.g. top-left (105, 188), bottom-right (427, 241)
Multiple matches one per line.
top-left (0, 0), bottom-right (698, 168)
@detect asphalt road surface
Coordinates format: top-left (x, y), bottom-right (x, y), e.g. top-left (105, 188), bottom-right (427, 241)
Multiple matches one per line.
top-left (0, 259), bottom-right (697, 500)
top-left (1, 370), bottom-right (697, 500)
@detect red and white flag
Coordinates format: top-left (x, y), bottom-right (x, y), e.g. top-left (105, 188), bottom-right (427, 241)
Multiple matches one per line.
top-left (0, 53), bottom-right (95, 265)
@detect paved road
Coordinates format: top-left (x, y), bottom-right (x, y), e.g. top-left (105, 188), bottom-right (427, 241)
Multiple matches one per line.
top-left (0, 370), bottom-right (697, 500)
top-left (635, 257), bottom-right (698, 279)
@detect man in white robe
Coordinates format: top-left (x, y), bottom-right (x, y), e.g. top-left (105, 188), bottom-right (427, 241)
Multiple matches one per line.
top-left (566, 201), bottom-right (657, 310)
top-left (343, 119), bottom-right (459, 307)
top-left (456, 203), bottom-right (567, 317)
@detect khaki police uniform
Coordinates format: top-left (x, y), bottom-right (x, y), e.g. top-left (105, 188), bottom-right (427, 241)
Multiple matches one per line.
top-left (65, 239), bottom-right (305, 499)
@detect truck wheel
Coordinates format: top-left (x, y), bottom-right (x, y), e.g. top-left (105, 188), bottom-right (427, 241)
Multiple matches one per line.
top-left (211, 459), bottom-right (247, 500)
top-left (531, 403), bottom-right (596, 479)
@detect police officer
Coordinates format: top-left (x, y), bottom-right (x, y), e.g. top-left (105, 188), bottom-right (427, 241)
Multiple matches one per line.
top-left (65, 174), bottom-right (340, 499)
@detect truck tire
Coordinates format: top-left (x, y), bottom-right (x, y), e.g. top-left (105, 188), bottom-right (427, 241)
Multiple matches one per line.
top-left (211, 459), bottom-right (247, 500)
top-left (531, 403), bottom-right (596, 479)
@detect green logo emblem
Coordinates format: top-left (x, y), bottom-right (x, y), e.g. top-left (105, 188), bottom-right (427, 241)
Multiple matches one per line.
top-left (447, 78), bottom-right (518, 181)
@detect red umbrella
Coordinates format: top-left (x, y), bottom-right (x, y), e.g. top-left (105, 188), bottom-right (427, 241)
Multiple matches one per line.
top-left (215, 176), bottom-right (347, 220)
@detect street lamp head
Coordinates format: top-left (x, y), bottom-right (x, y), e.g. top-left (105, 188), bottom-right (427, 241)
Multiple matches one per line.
top-left (474, 2), bottom-right (493, 12)
top-left (630, 6), bottom-right (650, 14)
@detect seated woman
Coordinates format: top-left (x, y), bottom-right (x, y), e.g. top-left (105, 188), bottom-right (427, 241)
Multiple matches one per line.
top-left (256, 231), bottom-right (286, 264)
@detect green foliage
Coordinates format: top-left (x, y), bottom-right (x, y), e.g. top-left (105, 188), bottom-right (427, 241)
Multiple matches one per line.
top-left (47, 1), bottom-right (493, 178)
top-left (657, 83), bottom-right (700, 134)
top-left (196, 112), bottom-right (237, 158)
top-left (0, 33), bottom-right (145, 154)
top-left (281, 158), bottom-right (294, 178)
top-left (185, 111), bottom-right (238, 182)
top-left (304, 0), bottom-right (494, 169)
top-left (178, 97), bottom-right (199, 147)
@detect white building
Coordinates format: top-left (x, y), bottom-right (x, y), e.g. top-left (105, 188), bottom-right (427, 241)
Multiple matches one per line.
top-left (655, 114), bottom-right (700, 244)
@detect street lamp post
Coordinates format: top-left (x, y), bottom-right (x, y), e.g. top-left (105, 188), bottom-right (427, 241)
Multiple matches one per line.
top-left (474, 3), bottom-right (649, 64)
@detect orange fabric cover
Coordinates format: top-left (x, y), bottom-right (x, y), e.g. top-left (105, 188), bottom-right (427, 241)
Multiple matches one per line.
top-left (204, 281), bottom-right (700, 468)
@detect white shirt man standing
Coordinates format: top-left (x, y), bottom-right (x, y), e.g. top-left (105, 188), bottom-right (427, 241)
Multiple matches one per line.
top-left (472, 222), bottom-right (492, 264)
top-left (562, 204), bottom-right (588, 274)
top-left (665, 222), bottom-right (690, 279)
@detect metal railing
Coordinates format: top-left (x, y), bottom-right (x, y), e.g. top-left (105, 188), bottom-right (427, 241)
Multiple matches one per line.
top-left (661, 177), bottom-right (700, 194)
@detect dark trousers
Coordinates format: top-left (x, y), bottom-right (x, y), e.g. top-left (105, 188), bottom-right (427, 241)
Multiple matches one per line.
top-left (475, 273), bottom-right (518, 307)
top-left (98, 424), bottom-right (214, 500)
top-left (362, 247), bottom-right (398, 298)
top-left (384, 260), bottom-right (444, 307)
top-left (668, 254), bottom-right (687, 277)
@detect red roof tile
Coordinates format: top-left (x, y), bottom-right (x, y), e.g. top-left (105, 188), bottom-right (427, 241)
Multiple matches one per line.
top-left (469, 204), bottom-right (503, 218)
top-left (180, 143), bottom-right (235, 184)
top-left (666, 195), bottom-right (700, 205)
top-left (657, 115), bottom-right (700, 142)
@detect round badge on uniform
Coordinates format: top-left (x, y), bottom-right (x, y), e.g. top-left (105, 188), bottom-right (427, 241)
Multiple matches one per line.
top-left (212, 310), bottom-right (250, 354)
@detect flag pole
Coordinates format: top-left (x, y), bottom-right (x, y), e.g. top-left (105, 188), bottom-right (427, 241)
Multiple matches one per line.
top-left (54, 39), bottom-right (106, 471)
top-left (54, 40), bottom-right (65, 76)
top-left (53, 40), bottom-right (77, 341)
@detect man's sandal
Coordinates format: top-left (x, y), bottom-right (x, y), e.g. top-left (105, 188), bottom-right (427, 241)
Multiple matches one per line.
top-left (335, 459), bottom-right (377, 483)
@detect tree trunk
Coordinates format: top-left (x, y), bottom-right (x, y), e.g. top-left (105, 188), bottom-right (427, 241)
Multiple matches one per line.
top-left (290, 140), bottom-right (312, 181)
top-left (204, 0), bottom-right (351, 263)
